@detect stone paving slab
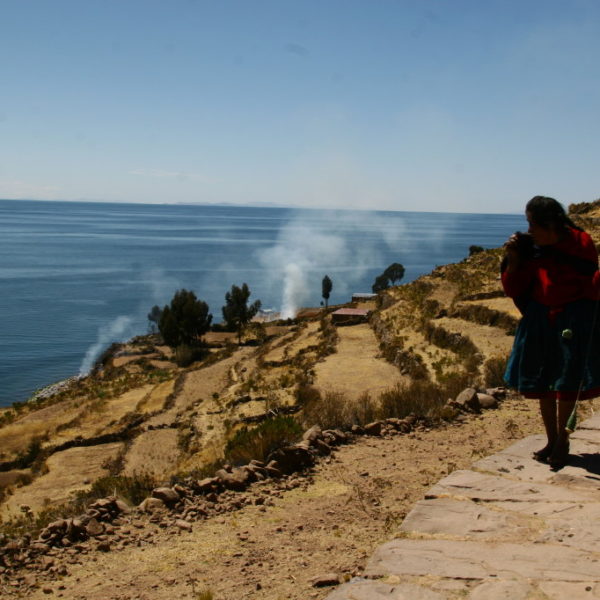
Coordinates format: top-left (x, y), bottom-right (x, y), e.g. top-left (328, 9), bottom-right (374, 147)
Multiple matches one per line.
top-left (326, 423), bottom-right (600, 600)
top-left (579, 413), bottom-right (600, 430)
top-left (398, 497), bottom-right (531, 540)
top-left (473, 434), bottom-right (600, 486)
top-left (535, 502), bottom-right (600, 553)
top-left (325, 580), bottom-right (445, 599)
top-left (426, 468), bottom-right (597, 503)
top-left (571, 428), bottom-right (600, 444)
top-left (468, 580), bottom-right (532, 600)
top-left (365, 539), bottom-right (600, 581)
top-left (539, 581), bottom-right (600, 599)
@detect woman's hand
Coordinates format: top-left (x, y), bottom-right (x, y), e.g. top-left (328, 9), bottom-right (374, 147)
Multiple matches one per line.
top-left (504, 234), bottom-right (521, 271)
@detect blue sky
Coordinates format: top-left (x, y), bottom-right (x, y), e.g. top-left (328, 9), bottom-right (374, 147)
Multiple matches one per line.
top-left (1, 0), bottom-right (599, 213)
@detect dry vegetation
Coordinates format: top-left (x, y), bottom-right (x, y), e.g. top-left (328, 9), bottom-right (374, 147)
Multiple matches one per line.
top-left (2, 200), bottom-right (600, 541)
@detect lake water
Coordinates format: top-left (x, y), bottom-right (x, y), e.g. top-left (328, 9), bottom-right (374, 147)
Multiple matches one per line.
top-left (0, 199), bottom-right (524, 407)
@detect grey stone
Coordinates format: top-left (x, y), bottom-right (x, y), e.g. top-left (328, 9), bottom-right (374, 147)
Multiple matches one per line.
top-left (215, 467), bottom-right (251, 491)
top-left (365, 539), bottom-right (600, 581)
top-left (539, 581), bottom-right (600, 599)
top-left (175, 519), bottom-right (192, 532)
top-left (312, 573), bottom-right (340, 587)
top-left (314, 438), bottom-right (332, 455)
top-left (569, 429), bottom-right (600, 445)
top-left (426, 469), bottom-right (596, 503)
top-left (474, 435), bottom-right (600, 487)
top-left (85, 518), bottom-right (104, 537)
top-left (196, 477), bottom-right (219, 492)
top-left (303, 425), bottom-right (323, 443)
top-left (139, 497), bottom-right (166, 513)
top-left (326, 580), bottom-right (445, 599)
top-left (114, 499), bottom-right (131, 514)
top-left (364, 421), bottom-right (383, 436)
top-left (485, 387), bottom-right (506, 399)
top-left (151, 487), bottom-right (180, 504)
top-left (476, 393), bottom-right (498, 409)
top-left (323, 428), bottom-right (348, 444)
top-left (579, 413), bottom-right (600, 430)
top-left (454, 387), bottom-right (480, 412)
top-left (536, 503), bottom-right (600, 553)
top-left (469, 580), bottom-right (531, 599)
top-left (399, 498), bottom-right (515, 539)
top-left (267, 444), bottom-right (315, 474)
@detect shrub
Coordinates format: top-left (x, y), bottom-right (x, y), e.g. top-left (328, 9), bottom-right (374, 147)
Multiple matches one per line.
top-left (347, 392), bottom-right (379, 425)
top-left (469, 245), bottom-right (484, 256)
top-left (421, 321), bottom-right (479, 359)
top-left (296, 385), bottom-right (322, 406)
top-left (14, 437), bottom-right (45, 470)
top-left (484, 355), bottom-right (509, 387)
top-left (174, 344), bottom-right (203, 367)
top-left (301, 390), bottom-right (355, 430)
top-left (78, 473), bottom-right (158, 507)
top-left (379, 380), bottom-right (448, 420)
top-left (451, 304), bottom-right (518, 335)
top-left (224, 416), bottom-right (302, 465)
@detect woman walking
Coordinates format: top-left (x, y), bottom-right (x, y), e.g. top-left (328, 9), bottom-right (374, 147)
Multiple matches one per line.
top-left (502, 196), bottom-right (600, 469)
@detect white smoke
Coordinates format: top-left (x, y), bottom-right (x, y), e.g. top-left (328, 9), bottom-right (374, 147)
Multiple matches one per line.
top-left (281, 263), bottom-right (307, 319)
top-left (257, 211), bottom-right (409, 318)
top-left (79, 315), bottom-right (133, 375)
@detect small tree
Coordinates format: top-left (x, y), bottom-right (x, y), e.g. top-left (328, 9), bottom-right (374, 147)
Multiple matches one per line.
top-left (469, 245), bottom-right (484, 256)
top-left (158, 289), bottom-right (212, 348)
top-left (147, 305), bottom-right (162, 333)
top-left (222, 283), bottom-right (261, 345)
top-left (383, 262), bottom-right (405, 285)
top-left (321, 275), bottom-right (333, 309)
top-left (372, 273), bottom-right (390, 293)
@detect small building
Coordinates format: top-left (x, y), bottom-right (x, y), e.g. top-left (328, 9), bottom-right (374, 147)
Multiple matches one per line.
top-left (352, 293), bottom-right (378, 302)
top-left (331, 307), bottom-right (370, 325)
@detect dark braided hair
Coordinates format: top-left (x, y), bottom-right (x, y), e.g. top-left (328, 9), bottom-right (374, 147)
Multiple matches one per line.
top-left (526, 196), bottom-right (583, 232)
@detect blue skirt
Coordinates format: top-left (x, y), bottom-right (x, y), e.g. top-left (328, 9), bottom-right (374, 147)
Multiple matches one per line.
top-left (504, 299), bottom-right (600, 400)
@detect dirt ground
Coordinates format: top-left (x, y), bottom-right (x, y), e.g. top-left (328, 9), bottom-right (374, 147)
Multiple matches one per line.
top-left (21, 394), bottom-right (587, 600)
top-left (314, 324), bottom-right (404, 400)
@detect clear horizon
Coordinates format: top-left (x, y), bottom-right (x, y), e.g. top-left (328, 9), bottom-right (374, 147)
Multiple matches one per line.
top-left (2, 1), bottom-right (599, 213)
top-left (1, 196), bottom-right (525, 216)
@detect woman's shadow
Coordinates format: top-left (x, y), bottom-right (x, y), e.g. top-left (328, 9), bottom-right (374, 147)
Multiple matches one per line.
top-left (560, 452), bottom-right (600, 479)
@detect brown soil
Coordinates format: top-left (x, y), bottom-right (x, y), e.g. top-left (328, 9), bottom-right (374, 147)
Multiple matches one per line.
top-left (18, 394), bottom-right (583, 600)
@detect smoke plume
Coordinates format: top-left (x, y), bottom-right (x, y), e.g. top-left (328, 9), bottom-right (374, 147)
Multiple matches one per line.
top-left (257, 211), bottom-right (409, 318)
top-left (79, 315), bottom-right (133, 375)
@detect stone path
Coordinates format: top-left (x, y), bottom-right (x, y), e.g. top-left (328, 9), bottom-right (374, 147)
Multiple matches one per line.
top-left (326, 413), bottom-right (600, 599)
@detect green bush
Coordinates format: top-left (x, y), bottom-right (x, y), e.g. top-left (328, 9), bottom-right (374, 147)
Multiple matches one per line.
top-left (225, 416), bottom-right (303, 465)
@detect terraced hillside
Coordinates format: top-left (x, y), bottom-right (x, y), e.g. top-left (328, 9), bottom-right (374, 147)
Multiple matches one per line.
top-left (1, 199), bottom-right (599, 529)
